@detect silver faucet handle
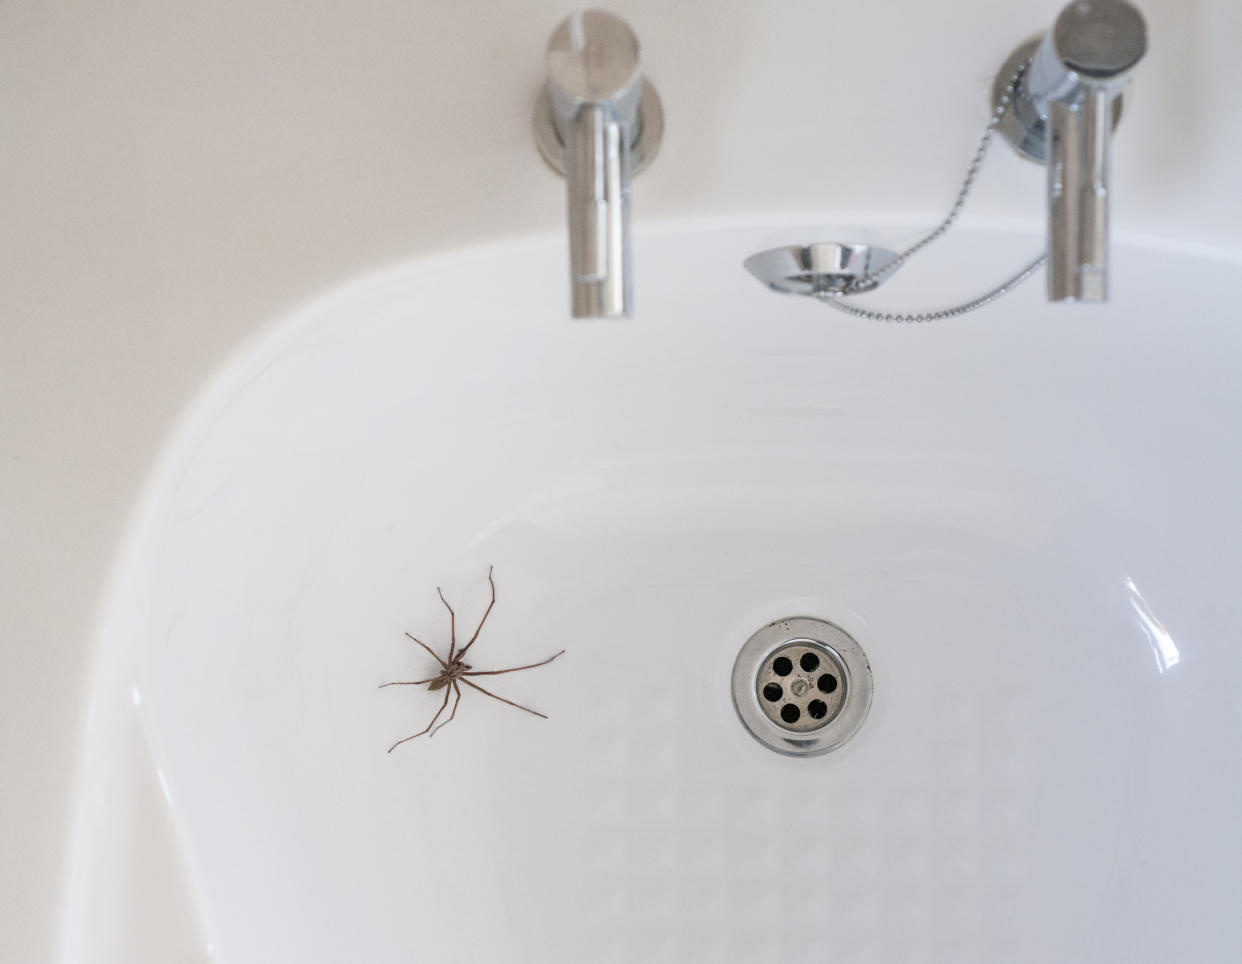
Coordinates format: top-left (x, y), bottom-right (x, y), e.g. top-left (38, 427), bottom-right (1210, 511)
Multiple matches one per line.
top-left (1042, 0), bottom-right (1147, 303)
top-left (536, 10), bottom-right (663, 319)
top-left (545, 11), bottom-right (643, 144)
top-left (994, 0), bottom-right (1147, 303)
top-left (1026, 0), bottom-right (1148, 112)
top-left (1052, 0), bottom-right (1147, 86)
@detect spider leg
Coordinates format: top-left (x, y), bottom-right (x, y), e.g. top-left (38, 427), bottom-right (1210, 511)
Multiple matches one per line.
top-left (463, 650), bottom-right (565, 677)
top-left (387, 684), bottom-right (453, 753)
top-left (429, 681), bottom-right (463, 737)
top-left (455, 565), bottom-right (495, 661)
top-left (378, 676), bottom-right (438, 688)
top-left (437, 587), bottom-right (456, 661)
top-left (404, 632), bottom-right (449, 669)
top-left (460, 677), bottom-right (547, 719)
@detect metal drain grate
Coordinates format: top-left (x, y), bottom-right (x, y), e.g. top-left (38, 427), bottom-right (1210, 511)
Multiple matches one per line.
top-left (756, 641), bottom-right (847, 732)
top-left (732, 617), bottom-right (873, 757)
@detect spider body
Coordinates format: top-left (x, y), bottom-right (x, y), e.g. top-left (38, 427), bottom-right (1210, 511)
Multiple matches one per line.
top-left (380, 567), bottom-right (564, 751)
top-left (426, 659), bottom-right (471, 690)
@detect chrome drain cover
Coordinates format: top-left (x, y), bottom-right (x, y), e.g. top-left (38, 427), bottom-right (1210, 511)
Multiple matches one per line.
top-left (755, 641), bottom-right (848, 732)
top-left (732, 617), bottom-right (873, 756)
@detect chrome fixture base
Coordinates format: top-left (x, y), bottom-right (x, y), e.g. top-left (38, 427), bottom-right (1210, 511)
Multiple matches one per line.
top-left (991, 36), bottom-right (1124, 164)
top-left (533, 79), bottom-right (664, 178)
top-left (743, 243), bottom-right (899, 297)
top-left (732, 617), bottom-right (873, 757)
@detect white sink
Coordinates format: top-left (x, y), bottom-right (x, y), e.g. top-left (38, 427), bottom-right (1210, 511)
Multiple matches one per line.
top-left (63, 223), bottom-right (1242, 962)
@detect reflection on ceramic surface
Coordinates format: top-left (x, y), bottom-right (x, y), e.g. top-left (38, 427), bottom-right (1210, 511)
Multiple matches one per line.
top-left (1126, 576), bottom-right (1181, 673)
top-left (63, 224), bottom-right (1242, 963)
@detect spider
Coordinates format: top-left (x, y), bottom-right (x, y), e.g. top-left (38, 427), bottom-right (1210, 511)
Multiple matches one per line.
top-left (380, 567), bottom-right (565, 751)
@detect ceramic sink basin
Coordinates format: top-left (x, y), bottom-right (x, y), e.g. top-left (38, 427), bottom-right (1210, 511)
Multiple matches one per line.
top-left (62, 223), bottom-right (1242, 963)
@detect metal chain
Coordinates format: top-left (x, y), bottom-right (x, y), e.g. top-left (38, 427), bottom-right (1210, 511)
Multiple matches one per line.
top-left (815, 253), bottom-right (1046, 321)
top-left (816, 60), bottom-right (1047, 322)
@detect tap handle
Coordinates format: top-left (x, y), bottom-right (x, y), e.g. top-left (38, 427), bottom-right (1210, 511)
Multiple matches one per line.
top-left (1027, 0), bottom-right (1147, 112)
top-left (1041, 0), bottom-right (1146, 302)
top-left (536, 10), bottom-right (663, 318)
top-left (545, 11), bottom-right (644, 145)
top-left (1052, 0), bottom-right (1147, 86)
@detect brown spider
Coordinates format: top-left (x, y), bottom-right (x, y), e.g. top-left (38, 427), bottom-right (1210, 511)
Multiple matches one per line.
top-left (380, 567), bottom-right (565, 751)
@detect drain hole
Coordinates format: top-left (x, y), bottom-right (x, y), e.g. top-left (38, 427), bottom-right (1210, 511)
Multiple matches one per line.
top-left (733, 618), bottom-right (873, 755)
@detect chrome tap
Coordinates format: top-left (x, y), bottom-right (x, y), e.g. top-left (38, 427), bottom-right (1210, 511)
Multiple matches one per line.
top-left (994, 0), bottom-right (1147, 302)
top-left (534, 10), bottom-right (663, 318)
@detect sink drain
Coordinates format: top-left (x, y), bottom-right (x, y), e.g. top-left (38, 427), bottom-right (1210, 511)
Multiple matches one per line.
top-left (756, 641), bottom-right (847, 731)
top-left (732, 617), bottom-right (873, 756)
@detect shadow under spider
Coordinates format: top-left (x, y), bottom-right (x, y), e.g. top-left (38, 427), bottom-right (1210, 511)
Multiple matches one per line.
top-left (380, 566), bottom-right (565, 752)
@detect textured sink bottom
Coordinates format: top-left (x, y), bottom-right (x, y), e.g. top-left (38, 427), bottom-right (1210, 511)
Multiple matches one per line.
top-left (63, 224), bottom-right (1242, 962)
